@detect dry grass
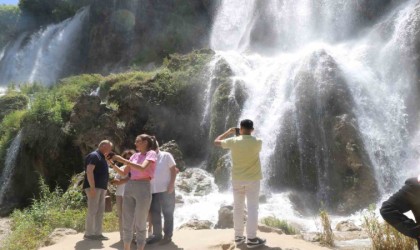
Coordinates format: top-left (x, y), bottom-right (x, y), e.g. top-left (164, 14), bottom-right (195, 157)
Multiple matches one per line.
top-left (319, 209), bottom-right (334, 247)
top-left (363, 205), bottom-right (416, 250)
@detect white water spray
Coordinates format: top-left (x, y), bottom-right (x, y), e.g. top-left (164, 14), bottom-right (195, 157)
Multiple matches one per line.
top-left (0, 8), bottom-right (89, 86)
top-left (0, 131), bottom-right (22, 205)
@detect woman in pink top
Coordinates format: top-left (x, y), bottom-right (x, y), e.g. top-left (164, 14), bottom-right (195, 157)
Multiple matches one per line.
top-left (110, 134), bottom-right (157, 250)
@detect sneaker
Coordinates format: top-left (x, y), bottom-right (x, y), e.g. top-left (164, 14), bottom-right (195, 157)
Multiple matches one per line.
top-left (83, 235), bottom-right (97, 240)
top-left (146, 235), bottom-right (162, 245)
top-left (235, 236), bottom-right (246, 246)
top-left (246, 237), bottom-right (266, 249)
top-left (95, 235), bottom-right (109, 241)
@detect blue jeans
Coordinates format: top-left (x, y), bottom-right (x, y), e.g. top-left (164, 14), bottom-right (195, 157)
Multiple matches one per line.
top-left (151, 191), bottom-right (175, 238)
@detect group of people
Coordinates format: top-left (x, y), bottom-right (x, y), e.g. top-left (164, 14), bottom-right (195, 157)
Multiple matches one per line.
top-left (82, 134), bottom-right (177, 250)
top-left (82, 119), bottom-right (267, 250)
top-left (80, 117), bottom-right (420, 250)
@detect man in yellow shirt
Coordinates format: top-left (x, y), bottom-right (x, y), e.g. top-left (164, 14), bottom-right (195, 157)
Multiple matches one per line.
top-left (214, 119), bottom-right (266, 249)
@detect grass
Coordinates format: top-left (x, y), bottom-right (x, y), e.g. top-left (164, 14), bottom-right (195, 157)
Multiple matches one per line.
top-left (363, 205), bottom-right (416, 250)
top-left (319, 209), bottom-right (334, 247)
top-left (0, 178), bottom-right (118, 250)
top-left (260, 216), bottom-right (298, 235)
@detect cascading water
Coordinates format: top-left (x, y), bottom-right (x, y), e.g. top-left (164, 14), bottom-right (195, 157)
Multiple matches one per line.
top-left (189, 0), bottom-right (420, 230)
top-left (0, 131), bottom-right (22, 206)
top-left (0, 7), bottom-right (89, 86)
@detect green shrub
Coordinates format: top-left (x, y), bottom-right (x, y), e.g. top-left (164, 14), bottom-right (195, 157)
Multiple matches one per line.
top-left (0, 177), bottom-right (118, 250)
top-left (364, 204), bottom-right (416, 250)
top-left (260, 216), bottom-right (298, 235)
top-left (0, 109), bottom-right (27, 171)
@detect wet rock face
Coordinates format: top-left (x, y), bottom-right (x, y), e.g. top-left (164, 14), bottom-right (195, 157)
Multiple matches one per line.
top-left (270, 51), bottom-right (378, 214)
top-left (207, 59), bottom-right (248, 173)
top-left (87, 0), bottom-right (214, 72)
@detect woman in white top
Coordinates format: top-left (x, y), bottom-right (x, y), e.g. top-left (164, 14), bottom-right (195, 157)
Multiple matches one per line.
top-left (111, 149), bottom-right (135, 241)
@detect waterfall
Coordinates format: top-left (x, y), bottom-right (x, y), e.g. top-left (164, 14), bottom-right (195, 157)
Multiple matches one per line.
top-left (210, 0), bottom-right (418, 208)
top-left (0, 131), bottom-right (22, 205)
top-left (0, 7), bottom-right (89, 86)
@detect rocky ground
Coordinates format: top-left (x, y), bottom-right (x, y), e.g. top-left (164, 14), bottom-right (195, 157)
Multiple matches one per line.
top-left (0, 217), bottom-right (11, 245)
top-left (39, 229), bottom-right (331, 250)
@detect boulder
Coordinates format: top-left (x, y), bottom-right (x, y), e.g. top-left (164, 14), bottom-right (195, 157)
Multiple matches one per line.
top-left (179, 219), bottom-right (213, 230)
top-left (44, 228), bottom-right (77, 246)
top-left (302, 232), bottom-right (322, 242)
top-left (258, 224), bottom-right (283, 235)
top-left (176, 168), bottom-right (215, 196)
top-left (215, 205), bottom-right (234, 229)
top-left (175, 194), bottom-right (184, 204)
top-left (335, 220), bottom-right (361, 232)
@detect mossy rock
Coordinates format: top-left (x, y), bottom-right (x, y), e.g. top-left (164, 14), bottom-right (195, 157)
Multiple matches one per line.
top-left (214, 154), bottom-right (231, 191)
top-left (0, 93), bottom-right (28, 121)
top-left (160, 140), bottom-right (186, 171)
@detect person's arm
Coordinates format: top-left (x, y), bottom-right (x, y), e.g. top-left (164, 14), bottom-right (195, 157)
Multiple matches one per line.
top-left (86, 164), bottom-right (96, 198)
top-left (167, 165), bottom-right (177, 193)
top-left (113, 155), bottom-right (153, 171)
top-left (111, 177), bottom-right (129, 185)
top-left (109, 160), bottom-right (131, 176)
top-left (214, 127), bottom-right (236, 147)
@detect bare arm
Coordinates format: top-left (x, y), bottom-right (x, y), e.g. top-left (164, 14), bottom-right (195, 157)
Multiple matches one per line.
top-left (113, 155), bottom-right (152, 171)
top-left (109, 160), bottom-right (131, 176)
top-left (214, 127), bottom-right (236, 147)
top-left (167, 165), bottom-right (177, 193)
top-left (86, 164), bottom-right (96, 197)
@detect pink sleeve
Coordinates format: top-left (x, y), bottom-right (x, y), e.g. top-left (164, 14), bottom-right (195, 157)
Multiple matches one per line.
top-left (129, 153), bottom-right (137, 162)
top-left (146, 151), bottom-right (157, 162)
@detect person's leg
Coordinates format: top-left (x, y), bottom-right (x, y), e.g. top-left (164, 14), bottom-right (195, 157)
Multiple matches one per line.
top-left (134, 181), bottom-right (152, 250)
top-left (245, 181), bottom-right (260, 239)
top-left (150, 192), bottom-right (163, 239)
top-left (122, 183), bottom-right (136, 249)
top-left (84, 188), bottom-right (100, 237)
top-left (232, 180), bottom-right (246, 238)
top-left (116, 195), bottom-right (123, 240)
top-left (161, 191), bottom-right (175, 240)
top-left (94, 189), bottom-right (106, 236)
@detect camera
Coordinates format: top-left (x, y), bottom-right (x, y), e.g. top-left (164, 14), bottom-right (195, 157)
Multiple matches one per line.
top-left (106, 151), bottom-right (115, 160)
top-left (235, 128), bottom-right (240, 136)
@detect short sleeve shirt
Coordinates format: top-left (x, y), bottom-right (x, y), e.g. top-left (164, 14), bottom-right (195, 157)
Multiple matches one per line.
top-left (221, 135), bottom-right (262, 181)
top-left (129, 150), bottom-right (157, 180)
top-left (83, 150), bottom-right (109, 190)
top-left (151, 151), bottom-right (176, 193)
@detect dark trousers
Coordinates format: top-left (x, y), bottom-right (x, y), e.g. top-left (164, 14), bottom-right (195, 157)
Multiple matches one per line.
top-left (380, 178), bottom-right (420, 248)
top-left (151, 191), bottom-right (175, 238)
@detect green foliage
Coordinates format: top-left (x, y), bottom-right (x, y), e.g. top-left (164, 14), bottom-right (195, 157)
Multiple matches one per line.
top-left (0, 92), bottom-right (28, 120)
top-left (0, 177), bottom-right (118, 250)
top-left (319, 209), bottom-right (334, 247)
top-left (364, 204), bottom-right (416, 250)
top-left (260, 216), bottom-right (298, 235)
top-left (0, 109), bottom-right (26, 172)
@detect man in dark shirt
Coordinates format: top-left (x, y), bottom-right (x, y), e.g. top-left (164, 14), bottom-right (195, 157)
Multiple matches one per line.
top-left (83, 140), bottom-right (113, 240)
top-left (380, 177), bottom-right (420, 248)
